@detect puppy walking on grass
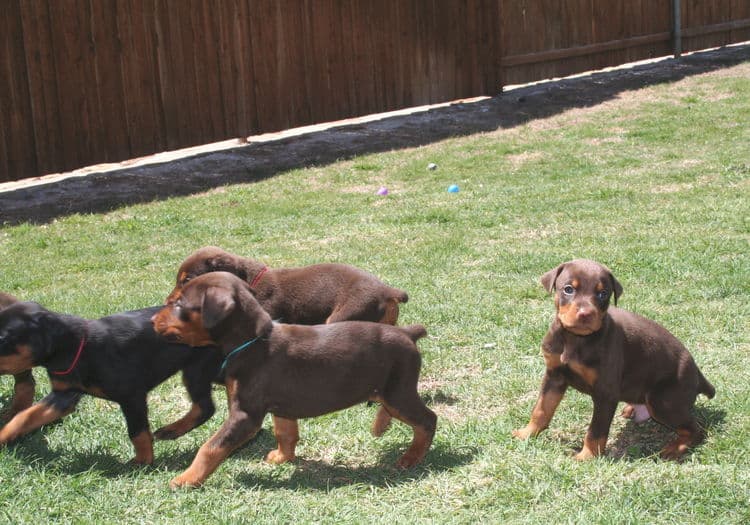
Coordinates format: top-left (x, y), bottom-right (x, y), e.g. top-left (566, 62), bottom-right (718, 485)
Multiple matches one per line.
top-left (153, 271), bottom-right (437, 488)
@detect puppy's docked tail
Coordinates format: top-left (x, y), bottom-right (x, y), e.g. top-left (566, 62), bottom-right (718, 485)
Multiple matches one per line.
top-left (390, 288), bottom-right (409, 304)
top-left (400, 324), bottom-right (427, 342)
top-left (380, 287), bottom-right (410, 325)
top-left (698, 370), bottom-right (716, 399)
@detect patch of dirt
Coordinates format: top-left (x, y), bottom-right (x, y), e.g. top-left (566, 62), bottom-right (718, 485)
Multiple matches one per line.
top-left (1, 44), bottom-right (748, 225)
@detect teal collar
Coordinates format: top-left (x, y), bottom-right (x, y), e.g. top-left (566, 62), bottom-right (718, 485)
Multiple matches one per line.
top-left (220, 336), bottom-right (260, 372)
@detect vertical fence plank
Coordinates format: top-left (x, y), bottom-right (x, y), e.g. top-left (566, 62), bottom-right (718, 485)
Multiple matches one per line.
top-left (89, 0), bottom-right (132, 162)
top-left (0, 1), bottom-right (37, 179)
top-left (18, 1), bottom-right (65, 176)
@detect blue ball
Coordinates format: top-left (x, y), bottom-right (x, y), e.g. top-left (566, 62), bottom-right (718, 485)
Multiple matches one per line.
top-left (447, 184), bottom-right (459, 193)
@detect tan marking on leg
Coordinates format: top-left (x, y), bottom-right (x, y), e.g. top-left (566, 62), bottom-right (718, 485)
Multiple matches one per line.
top-left (1, 374), bottom-right (36, 422)
top-left (574, 435), bottom-right (607, 460)
top-left (543, 351), bottom-right (562, 369)
top-left (0, 402), bottom-right (66, 443)
top-left (155, 403), bottom-right (203, 440)
top-left (378, 402), bottom-right (434, 468)
top-left (265, 416), bottom-right (299, 464)
top-left (131, 431), bottom-right (154, 464)
top-left (397, 425), bottom-right (433, 468)
top-left (225, 378), bottom-right (239, 411)
top-left (661, 429), bottom-right (696, 460)
top-left (371, 406), bottom-right (393, 437)
top-left (170, 441), bottom-right (234, 489)
top-left (512, 388), bottom-right (565, 439)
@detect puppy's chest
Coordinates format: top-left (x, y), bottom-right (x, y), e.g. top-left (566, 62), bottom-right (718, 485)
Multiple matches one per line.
top-left (543, 334), bottom-right (601, 390)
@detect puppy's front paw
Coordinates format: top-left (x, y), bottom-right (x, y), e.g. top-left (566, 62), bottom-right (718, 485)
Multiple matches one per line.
top-left (130, 453), bottom-right (154, 466)
top-left (170, 473), bottom-right (202, 489)
top-left (396, 451), bottom-right (423, 469)
top-left (573, 449), bottom-right (596, 461)
top-left (660, 440), bottom-right (689, 461)
top-left (512, 426), bottom-right (537, 440)
top-left (265, 449), bottom-right (294, 464)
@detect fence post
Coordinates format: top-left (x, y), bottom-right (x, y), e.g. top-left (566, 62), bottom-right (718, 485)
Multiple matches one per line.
top-left (672, 0), bottom-right (682, 58)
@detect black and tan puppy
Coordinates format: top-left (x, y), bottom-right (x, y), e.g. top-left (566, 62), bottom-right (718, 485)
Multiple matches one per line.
top-left (168, 246), bottom-right (408, 325)
top-left (0, 302), bottom-right (221, 464)
top-left (0, 292), bottom-right (36, 422)
top-left (513, 259), bottom-right (715, 460)
top-left (152, 271), bottom-right (436, 488)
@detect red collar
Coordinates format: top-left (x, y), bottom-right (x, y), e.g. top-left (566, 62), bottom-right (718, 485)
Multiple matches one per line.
top-left (51, 336), bottom-right (87, 376)
top-left (249, 266), bottom-right (268, 288)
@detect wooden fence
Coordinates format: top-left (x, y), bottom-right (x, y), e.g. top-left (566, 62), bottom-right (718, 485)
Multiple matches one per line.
top-left (2, 0), bottom-right (749, 182)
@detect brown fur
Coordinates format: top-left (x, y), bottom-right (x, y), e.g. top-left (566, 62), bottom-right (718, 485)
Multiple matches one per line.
top-left (153, 271), bottom-right (436, 488)
top-left (167, 246), bottom-right (409, 325)
top-left (513, 259), bottom-right (714, 460)
top-left (0, 292), bottom-right (36, 422)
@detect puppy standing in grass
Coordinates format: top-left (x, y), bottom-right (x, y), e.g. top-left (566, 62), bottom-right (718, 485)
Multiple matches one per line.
top-left (168, 246), bottom-right (409, 325)
top-left (513, 259), bottom-right (714, 460)
top-left (152, 271), bottom-right (437, 488)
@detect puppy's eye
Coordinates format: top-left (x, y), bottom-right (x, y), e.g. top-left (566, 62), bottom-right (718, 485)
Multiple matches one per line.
top-left (597, 290), bottom-right (610, 301)
top-left (562, 285), bottom-right (575, 295)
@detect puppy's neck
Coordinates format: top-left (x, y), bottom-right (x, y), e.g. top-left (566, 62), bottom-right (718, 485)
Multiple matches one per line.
top-left (238, 257), bottom-right (270, 288)
top-left (38, 315), bottom-right (88, 368)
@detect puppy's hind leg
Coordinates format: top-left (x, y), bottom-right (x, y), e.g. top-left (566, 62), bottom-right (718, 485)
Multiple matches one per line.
top-left (371, 405), bottom-right (393, 437)
top-left (380, 385), bottom-right (437, 468)
top-left (266, 415), bottom-right (299, 464)
top-left (647, 387), bottom-right (703, 460)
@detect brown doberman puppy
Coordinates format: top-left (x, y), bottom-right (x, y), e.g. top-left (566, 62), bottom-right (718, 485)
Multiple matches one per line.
top-left (168, 246), bottom-right (408, 325)
top-left (513, 259), bottom-right (715, 460)
top-left (153, 271), bottom-right (437, 488)
top-left (0, 302), bottom-right (221, 464)
top-left (0, 292), bottom-right (36, 422)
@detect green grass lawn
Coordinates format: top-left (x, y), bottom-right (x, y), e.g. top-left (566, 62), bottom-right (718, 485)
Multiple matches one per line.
top-left (1, 60), bottom-right (749, 523)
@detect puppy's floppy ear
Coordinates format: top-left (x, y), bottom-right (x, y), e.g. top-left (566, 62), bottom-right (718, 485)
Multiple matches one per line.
top-left (201, 287), bottom-right (236, 329)
top-left (608, 271), bottom-right (623, 305)
top-left (541, 263), bottom-right (565, 293)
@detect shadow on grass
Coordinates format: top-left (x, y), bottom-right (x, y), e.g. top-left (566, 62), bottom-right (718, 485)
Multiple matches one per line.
top-left (2, 422), bottom-right (473, 487)
top-left (0, 423), bottom-right (268, 477)
top-left (605, 403), bottom-right (726, 461)
top-left (1, 44), bottom-right (748, 225)
top-left (231, 442), bottom-right (475, 491)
